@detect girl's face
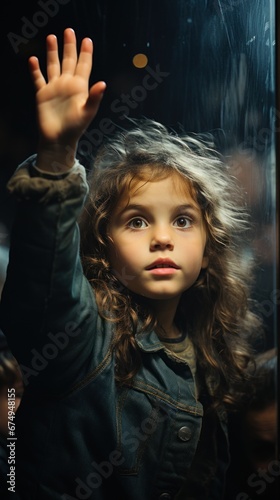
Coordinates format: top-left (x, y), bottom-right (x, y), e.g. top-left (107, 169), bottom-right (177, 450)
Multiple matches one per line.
top-left (107, 172), bottom-right (208, 306)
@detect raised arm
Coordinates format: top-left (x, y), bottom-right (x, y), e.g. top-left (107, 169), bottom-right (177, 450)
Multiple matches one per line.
top-left (0, 30), bottom-right (110, 393)
top-left (30, 28), bottom-right (106, 171)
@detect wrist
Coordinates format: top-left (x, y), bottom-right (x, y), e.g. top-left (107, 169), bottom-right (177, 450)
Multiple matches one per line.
top-left (36, 140), bottom-right (78, 173)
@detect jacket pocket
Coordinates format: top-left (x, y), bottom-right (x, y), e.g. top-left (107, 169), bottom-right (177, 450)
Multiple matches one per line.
top-left (115, 386), bottom-right (173, 475)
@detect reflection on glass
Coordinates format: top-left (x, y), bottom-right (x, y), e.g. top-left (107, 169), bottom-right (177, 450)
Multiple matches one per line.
top-left (0, 0), bottom-right (278, 498)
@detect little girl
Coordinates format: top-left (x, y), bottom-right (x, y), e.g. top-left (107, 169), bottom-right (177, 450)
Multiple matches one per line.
top-left (0, 29), bottom-right (260, 500)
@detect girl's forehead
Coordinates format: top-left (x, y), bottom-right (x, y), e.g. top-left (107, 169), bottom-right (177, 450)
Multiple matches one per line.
top-left (116, 171), bottom-right (200, 210)
top-left (123, 169), bottom-right (197, 201)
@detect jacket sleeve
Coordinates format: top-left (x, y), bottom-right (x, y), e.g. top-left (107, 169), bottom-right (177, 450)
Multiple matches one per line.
top-left (0, 155), bottom-right (113, 394)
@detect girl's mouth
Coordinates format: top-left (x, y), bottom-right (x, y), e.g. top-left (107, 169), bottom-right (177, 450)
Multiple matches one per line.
top-left (146, 258), bottom-right (180, 270)
top-left (146, 259), bottom-right (180, 275)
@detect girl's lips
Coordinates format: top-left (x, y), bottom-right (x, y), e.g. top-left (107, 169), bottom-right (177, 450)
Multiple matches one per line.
top-left (147, 267), bottom-right (179, 275)
top-left (145, 259), bottom-right (180, 275)
top-left (145, 259), bottom-right (180, 270)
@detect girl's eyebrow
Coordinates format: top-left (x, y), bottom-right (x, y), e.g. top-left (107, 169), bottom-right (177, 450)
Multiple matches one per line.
top-left (174, 204), bottom-right (201, 213)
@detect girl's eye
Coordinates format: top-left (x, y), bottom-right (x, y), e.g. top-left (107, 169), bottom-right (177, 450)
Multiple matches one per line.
top-left (174, 216), bottom-right (192, 228)
top-left (128, 218), bottom-right (148, 229)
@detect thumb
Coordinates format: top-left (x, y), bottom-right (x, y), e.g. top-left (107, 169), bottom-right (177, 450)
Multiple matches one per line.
top-left (85, 81), bottom-right (106, 117)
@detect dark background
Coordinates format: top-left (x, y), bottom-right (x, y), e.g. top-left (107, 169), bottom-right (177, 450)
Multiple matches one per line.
top-left (0, 1), bottom-right (278, 498)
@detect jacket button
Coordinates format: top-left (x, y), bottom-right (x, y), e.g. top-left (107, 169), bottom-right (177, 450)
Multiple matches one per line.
top-left (177, 426), bottom-right (192, 441)
top-left (159, 494), bottom-right (172, 500)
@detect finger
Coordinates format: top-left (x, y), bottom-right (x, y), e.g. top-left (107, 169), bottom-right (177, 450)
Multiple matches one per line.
top-left (46, 34), bottom-right (60, 81)
top-left (84, 81), bottom-right (106, 118)
top-left (75, 37), bottom-right (93, 80)
top-left (61, 28), bottom-right (77, 75)
top-left (28, 56), bottom-right (46, 91)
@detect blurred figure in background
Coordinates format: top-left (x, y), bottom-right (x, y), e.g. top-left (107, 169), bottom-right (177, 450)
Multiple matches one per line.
top-left (0, 331), bottom-right (24, 497)
top-left (0, 222), bottom-right (9, 300)
top-left (0, 225), bottom-right (24, 498)
top-left (228, 150), bottom-right (276, 351)
top-left (225, 348), bottom-right (278, 499)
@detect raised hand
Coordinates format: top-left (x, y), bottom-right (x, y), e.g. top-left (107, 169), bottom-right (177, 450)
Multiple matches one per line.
top-left (29, 28), bottom-right (106, 171)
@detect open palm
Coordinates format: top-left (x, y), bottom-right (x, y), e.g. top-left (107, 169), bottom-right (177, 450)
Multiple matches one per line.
top-left (29, 28), bottom-right (106, 146)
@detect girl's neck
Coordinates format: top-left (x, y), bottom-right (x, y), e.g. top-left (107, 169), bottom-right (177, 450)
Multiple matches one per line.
top-left (152, 297), bottom-right (182, 339)
top-left (155, 323), bottom-right (182, 340)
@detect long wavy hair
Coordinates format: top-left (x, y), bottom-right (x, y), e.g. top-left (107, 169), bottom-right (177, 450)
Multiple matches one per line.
top-left (79, 119), bottom-right (261, 409)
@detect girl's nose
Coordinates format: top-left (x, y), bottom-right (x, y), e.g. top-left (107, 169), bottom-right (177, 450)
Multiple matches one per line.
top-left (150, 226), bottom-right (174, 251)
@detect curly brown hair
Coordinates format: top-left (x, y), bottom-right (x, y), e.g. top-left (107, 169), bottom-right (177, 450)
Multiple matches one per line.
top-left (79, 119), bottom-right (261, 409)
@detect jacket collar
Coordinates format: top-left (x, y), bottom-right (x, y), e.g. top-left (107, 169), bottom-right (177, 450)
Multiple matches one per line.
top-left (135, 330), bottom-right (165, 352)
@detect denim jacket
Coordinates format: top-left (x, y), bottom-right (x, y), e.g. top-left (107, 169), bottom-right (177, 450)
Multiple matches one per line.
top-left (0, 156), bottom-right (229, 500)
